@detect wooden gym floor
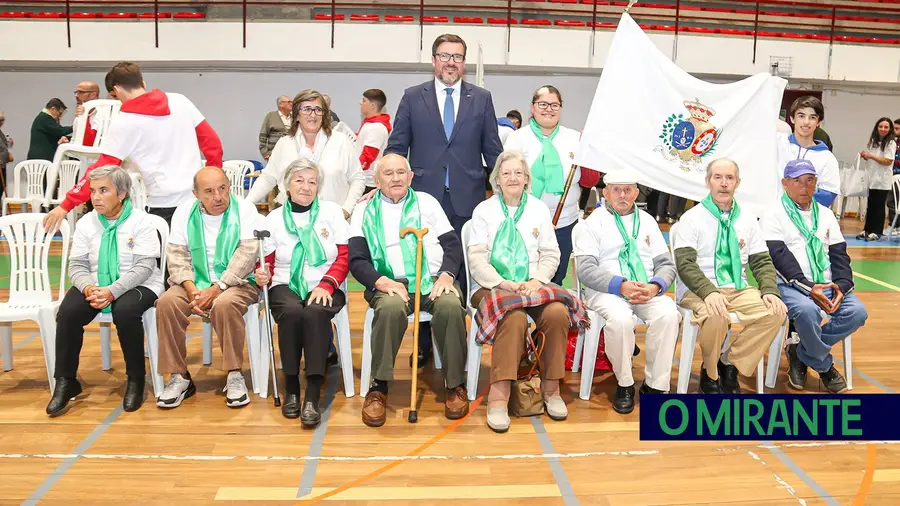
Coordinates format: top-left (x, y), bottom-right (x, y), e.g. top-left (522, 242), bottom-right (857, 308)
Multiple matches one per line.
top-left (1, 218), bottom-right (900, 505)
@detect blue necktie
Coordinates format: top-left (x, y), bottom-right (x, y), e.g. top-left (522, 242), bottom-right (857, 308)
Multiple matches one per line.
top-left (443, 88), bottom-right (455, 188)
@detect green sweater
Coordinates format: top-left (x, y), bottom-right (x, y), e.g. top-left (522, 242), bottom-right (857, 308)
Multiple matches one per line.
top-left (674, 247), bottom-right (780, 300)
top-left (27, 111), bottom-right (73, 161)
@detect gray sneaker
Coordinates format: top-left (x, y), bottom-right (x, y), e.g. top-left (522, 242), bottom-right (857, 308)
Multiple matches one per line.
top-left (224, 371), bottom-right (250, 408)
top-left (157, 373), bottom-right (195, 409)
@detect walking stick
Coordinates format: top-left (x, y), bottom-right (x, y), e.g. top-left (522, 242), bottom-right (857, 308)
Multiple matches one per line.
top-left (552, 164), bottom-right (579, 227)
top-left (254, 229), bottom-right (281, 407)
top-left (400, 226), bottom-right (428, 423)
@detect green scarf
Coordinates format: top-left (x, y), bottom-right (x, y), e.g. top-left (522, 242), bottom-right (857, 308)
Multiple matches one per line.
top-left (361, 188), bottom-right (433, 294)
top-left (700, 194), bottom-right (745, 290)
top-left (283, 199), bottom-right (327, 299)
top-left (528, 118), bottom-right (564, 199)
top-left (187, 197), bottom-right (243, 290)
top-left (609, 206), bottom-right (647, 283)
top-left (780, 193), bottom-right (830, 283)
top-left (96, 198), bottom-right (134, 313)
top-left (490, 193), bottom-right (530, 283)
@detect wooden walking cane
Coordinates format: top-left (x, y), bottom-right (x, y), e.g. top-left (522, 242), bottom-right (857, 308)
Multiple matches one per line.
top-left (400, 226), bottom-right (429, 423)
top-left (552, 164), bottom-right (579, 227)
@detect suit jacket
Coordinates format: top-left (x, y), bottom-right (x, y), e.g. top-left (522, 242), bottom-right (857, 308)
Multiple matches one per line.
top-left (386, 79), bottom-right (503, 218)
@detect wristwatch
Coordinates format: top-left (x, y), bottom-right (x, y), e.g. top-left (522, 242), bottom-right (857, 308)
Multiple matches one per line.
top-left (217, 281), bottom-right (228, 291)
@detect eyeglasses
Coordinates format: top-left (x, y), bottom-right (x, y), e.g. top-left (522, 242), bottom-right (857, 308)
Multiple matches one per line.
top-left (299, 106), bottom-right (324, 116)
top-left (74, 90), bottom-right (92, 95)
top-left (435, 52), bottom-right (465, 63)
top-left (534, 101), bottom-right (561, 111)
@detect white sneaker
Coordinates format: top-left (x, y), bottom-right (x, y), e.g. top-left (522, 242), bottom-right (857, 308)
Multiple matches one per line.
top-left (224, 371), bottom-right (250, 408)
top-left (157, 373), bottom-right (195, 409)
top-left (543, 394), bottom-right (568, 421)
top-left (487, 408), bottom-right (511, 433)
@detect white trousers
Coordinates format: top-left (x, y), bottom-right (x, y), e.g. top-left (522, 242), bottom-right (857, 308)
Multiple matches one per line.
top-left (586, 292), bottom-right (681, 391)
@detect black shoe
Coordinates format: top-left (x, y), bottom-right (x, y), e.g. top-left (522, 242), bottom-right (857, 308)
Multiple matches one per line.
top-left (123, 376), bottom-right (145, 412)
top-left (786, 344), bottom-right (808, 390)
top-left (699, 367), bottom-right (723, 394)
top-left (717, 360), bottom-right (741, 394)
top-left (639, 382), bottom-right (665, 395)
top-left (46, 377), bottom-right (83, 417)
top-left (633, 344), bottom-right (641, 357)
top-left (819, 366), bottom-right (848, 393)
top-left (301, 401), bottom-right (321, 428)
top-left (612, 385), bottom-right (635, 414)
top-left (327, 350), bottom-right (338, 367)
top-left (281, 393), bottom-right (301, 419)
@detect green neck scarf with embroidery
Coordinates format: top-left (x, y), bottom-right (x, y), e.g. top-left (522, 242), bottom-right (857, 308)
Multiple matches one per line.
top-left (283, 198), bottom-right (327, 299)
top-left (700, 194), bottom-right (745, 289)
top-left (528, 118), bottom-right (564, 199)
top-left (187, 197), bottom-right (242, 289)
top-left (96, 198), bottom-right (134, 313)
top-left (361, 188), bottom-right (433, 294)
top-left (609, 206), bottom-right (647, 283)
top-left (780, 193), bottom-right (830, 283)
top-left (490, 192), bottom-right (531, 283)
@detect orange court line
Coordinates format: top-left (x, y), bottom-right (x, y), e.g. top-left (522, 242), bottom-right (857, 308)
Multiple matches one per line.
top-left (851, 444), bottom-right (877, 506)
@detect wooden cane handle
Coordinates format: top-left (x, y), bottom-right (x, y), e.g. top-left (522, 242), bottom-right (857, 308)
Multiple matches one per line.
top-left (400, 227), bottom-right (429, 240)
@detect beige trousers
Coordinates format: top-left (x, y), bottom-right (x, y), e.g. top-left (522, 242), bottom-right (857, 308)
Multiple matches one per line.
top-left (156, 283), bottom-right (260, 374)
top-left (680, 287), bottom-right (785, 379)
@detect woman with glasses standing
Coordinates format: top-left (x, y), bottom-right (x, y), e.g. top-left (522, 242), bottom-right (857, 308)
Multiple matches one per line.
top-left (503, 85), bottom-right (582, 286)
top-left (246, 89), bottom-right (364, 219)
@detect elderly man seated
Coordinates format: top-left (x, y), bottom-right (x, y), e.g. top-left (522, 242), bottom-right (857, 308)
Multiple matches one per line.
top-left (572, 168), bottom-right (680, 414)
top-left (349, 153), bottom-right (467, 428)
top-left (672, 158), bottom-right (787, 394)
top-left (156, 167), bottom-right (262, 409)
top-left (46, 165), bottom-right (164, 417)
top-left (763, 159), bottom-right (867, 393)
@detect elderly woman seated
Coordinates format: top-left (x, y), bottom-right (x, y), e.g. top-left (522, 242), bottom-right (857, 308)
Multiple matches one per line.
top-left (46, 165), bottom-right (164, 417)
top-left (467, 151), bottom-right (572, 433)
top-left (255, 159), bottom-right (350, 426)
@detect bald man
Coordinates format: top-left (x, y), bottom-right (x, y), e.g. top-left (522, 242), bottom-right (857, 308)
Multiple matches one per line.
top-left (156, 167), bottom-right (262, 409)
top-left (73, 81), bottom-right (101, 146)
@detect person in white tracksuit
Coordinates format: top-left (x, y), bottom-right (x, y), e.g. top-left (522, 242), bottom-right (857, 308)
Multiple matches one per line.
top-left (571, 168), bottom-right (681, 415)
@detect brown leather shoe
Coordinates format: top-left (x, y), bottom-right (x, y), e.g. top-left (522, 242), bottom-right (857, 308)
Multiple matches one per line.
top-left (362, 391), bottom-right (387, 427)
top-left (445, 385), bottom-right (469, 420)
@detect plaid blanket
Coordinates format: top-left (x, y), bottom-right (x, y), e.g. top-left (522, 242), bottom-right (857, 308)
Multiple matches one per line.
top-left (474, 284), bottom-right (591, 346)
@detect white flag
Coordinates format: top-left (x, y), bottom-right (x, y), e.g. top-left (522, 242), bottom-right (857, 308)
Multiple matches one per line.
top-left (574, 14), bottom-right (788, 212)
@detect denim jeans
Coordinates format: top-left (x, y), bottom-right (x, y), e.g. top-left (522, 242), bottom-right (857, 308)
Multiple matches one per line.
top-left (778, 282), bottom-right (867, 372)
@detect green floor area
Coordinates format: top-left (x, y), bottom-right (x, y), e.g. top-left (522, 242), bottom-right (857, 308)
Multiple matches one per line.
top-left (0, 256), bottom-right (896, 293)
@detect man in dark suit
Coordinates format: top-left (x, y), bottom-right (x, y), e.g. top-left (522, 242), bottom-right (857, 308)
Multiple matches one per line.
top-left (386, 33), bottom-right (503, 367)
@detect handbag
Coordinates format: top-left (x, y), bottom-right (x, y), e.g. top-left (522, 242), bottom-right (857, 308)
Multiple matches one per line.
top-left (841, 155), bottom-right (869, 197)
top-left (509, 330), bottom-right (546, 417)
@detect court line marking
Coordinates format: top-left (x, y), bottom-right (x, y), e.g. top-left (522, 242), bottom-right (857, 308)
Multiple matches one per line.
top-left (852, 271), bottom-right (900, 292)
top-left (297, 366), bottom-right (341, 498)
top-left (852, 445), bottom-right (877, 505)
top-left (747, 450), bottom-right (807, 506)
top-left (531, 416), bottom-right (580, 506)
top-left (12, 332), bottom-right (38, 351)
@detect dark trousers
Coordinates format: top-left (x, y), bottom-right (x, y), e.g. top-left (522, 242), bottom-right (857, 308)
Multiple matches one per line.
top-left (552, 221), bottom-right (576, 286)
top-left (864, 189), bottom-right (889, 235)
top-left (54, 286), bottom-right (157, 378)
top-left (269, 285), bottom-right (345, 378)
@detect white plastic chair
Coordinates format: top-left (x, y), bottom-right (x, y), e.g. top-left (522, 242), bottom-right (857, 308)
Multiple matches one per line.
top-left (128, 173), bottom-right (149, 211)
top-left (48, 160), bottom-right (83, 230)
top-left (260, 279), bottom-right (356, 398)
top-left (223, 161), bottom-right (254, 198)
top-left (198, 302), bottom-right (263, 395)
top-left (96, 214), bottom-right (169, 397)
top-left (360, 309), bottom-right (443, 397)
top-left (669, 222), bottom-right (769, 394)
top-left (2, 160), bottom-right (51, 215)
top-left (44, 99), bottom-right (122, 207)
top-left (0, 214), bottom-right (70, 393)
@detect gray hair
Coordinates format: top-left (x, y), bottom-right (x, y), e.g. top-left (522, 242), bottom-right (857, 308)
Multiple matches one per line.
top-left (489, 151), bottom-right (532, 194)
top-left (277, 95), bottom-right (290, 106)
top-left (705, 158), bottom-right (741, 181)
top-left (87, 165), bottom-right (132, 196)
top-left (282, 158), bottom-right (323, 193)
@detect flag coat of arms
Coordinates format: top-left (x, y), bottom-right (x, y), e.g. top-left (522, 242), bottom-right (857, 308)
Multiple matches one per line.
top-left (574, 14), bottom-right (788, 212)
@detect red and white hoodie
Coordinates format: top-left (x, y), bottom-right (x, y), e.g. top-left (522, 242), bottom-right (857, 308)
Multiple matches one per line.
top-left (356, 113), bottom-right (392, 188)
top-left (61, 89), bottom-right (223, 211)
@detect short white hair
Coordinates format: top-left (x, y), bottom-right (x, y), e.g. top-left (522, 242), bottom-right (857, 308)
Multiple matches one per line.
top-left (374, 153), bottom-right (411, 179)
top-left (706, 158), bottom-right (741, 181)
top-left (489, 151), bottom-right (532, 194)
top-left (282, 158), bottom-right (323, 193)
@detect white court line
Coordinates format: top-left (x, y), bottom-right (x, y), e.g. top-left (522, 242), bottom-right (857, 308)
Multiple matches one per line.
top-left (0, 442), bottom-right (891, 464)
top-left (747, 450), bottom-right (808, 506)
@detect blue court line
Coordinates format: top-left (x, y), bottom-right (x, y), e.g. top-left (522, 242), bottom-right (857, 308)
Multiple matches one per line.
top-left (13, 332), bottom-right (38, 351)
top-left (530, 417), bottom-right (580, 505)
top-left (835, 358), bottom-right (896, 393)
top-left (297, 366), bottom-right (341, 498)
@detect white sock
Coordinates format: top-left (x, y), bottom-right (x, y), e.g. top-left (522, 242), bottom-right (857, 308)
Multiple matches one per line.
top-left (720, 351), bottom-right (732, 365)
